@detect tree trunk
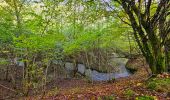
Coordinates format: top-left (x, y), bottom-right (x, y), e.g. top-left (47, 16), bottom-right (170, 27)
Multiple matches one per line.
top-left (165, 40), bottom-right (170, 71)
top-left (141, 37), bottom-right (166, 74)
top-left (118, 0), bottom-right (169, 74)
top-left (153, 50), bottom-right (166, 74)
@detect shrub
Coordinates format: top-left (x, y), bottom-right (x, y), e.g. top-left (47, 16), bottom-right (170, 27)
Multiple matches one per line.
top-left (147, 82), bottom-right (157, 90)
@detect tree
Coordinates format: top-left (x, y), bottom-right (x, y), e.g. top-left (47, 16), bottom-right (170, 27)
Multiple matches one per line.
top-left (111, 0), bottom-right (170, 74)
top-left (3, 0), bottom-right (25, 36)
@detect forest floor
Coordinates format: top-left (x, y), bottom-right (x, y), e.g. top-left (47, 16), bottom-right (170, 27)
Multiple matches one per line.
top-left (0, 58), bottom-right (169, 100)
top-left (23, 58), bottom-right (170, 100)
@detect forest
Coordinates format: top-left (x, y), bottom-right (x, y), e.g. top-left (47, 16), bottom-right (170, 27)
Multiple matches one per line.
top-left (0, 0), bottom-right (169, 99)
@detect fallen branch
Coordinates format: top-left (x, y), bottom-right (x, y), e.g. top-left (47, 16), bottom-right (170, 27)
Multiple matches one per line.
top-left (0, 84), bottom-right (17, 93)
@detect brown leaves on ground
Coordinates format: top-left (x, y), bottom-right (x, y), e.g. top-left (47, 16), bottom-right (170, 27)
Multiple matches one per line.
top-left (25, 59), bottom-right (169, 100)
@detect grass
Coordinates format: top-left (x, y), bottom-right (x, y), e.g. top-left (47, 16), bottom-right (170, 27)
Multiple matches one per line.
top-left (124, 89), bottom-right (135, 97)
top-left (136, 95), bottom-right (156, 100)
top-left (146, 77), bottom-right (170, 92)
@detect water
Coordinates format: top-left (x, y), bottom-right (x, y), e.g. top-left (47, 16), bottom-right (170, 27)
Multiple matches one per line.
top-left (86, 66), bottom-right (130, 81)
top-left (53, 57), bottom-right (131, 81)
top-left (85, 58), bottom-right (131, 81)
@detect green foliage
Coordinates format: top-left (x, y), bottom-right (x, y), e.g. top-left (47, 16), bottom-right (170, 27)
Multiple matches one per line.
top-left (13, 33), bottom-right (65, 94)
top-left (124, 89), bottom-right (135, 97)
top-left (146, 78), bottom-right (170, 92)
top-left (0, 58), bottom-right (9, 65)
top-left (0, 0), bottom-right (138, 96)
top-left (147, 82), bottom-right (157, 90)
top-left (136, 95), bottom-right (155, 100)
top-left (0, 8), bottom-right (14, 45)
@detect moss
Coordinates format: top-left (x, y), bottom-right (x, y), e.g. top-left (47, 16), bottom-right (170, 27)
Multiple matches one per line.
top-left (147, 82), bottom-right (157, 90)
top-left (146, 78), bottom-right (170, 92)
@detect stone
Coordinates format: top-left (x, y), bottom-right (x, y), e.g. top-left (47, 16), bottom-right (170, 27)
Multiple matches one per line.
top-left (64, 62), bottom-right (76, 78)
top-left (18, 61), bottom-right (24, 67)
top-left (85, 69), bottom-right (92, 77)
top-left (78, 64), bottom-right (85, 74)
top-left (52, 60), bottom-right (63, 65)
top-left (65, 62), bottom-right (75, 71)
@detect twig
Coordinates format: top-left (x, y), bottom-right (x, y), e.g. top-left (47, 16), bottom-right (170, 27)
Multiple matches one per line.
top-left (0, 84), bottom-right (17, 93)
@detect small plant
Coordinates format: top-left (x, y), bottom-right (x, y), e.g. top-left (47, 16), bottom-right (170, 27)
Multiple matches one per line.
top-left (102, 95), bottom-right (115, 100)
top-left (0, 58), bottom-right (9, 65)
top-left (124, 89), bottom-right (135, 97)
top-left (107, 78), bottom-right (115, 83)
top-left (147, 82), bottom-right (157, 90)
top-left (46, 87), bottom-right (59, 97)
top-left (136, 95), bottom-right (155, 100)
top-left (146, 78), bottom-right (170, 92)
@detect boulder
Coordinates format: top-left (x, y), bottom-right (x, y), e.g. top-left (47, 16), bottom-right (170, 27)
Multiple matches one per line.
top-left (65, 62), bottom-right (75, 71)
top-left (85, 69), bottom-right (92, 77)
top-left (64, 62), bottom-right (76, 78)
top-left (125, 56), bottom-right (149, 73)
top-left (78, 64), bottom-right (85, 74)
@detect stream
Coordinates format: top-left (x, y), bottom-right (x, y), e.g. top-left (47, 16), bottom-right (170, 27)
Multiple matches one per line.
top-left (87, 65), bottom-right (130, 81)
top-left (53, 57), bottom-right (131, 81)
top-left (78, 58), bottom-right (130, 81)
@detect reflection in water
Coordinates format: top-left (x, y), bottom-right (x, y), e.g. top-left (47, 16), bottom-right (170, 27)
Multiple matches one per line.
top-left (86, 65), bottom-right (130, 81)
top-left (81, 58), bottom-right (131, 81)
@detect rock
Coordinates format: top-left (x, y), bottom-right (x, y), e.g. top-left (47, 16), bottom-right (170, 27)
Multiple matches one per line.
top-left (78, 64), bottom-right (85, 74)
top-left (85, 69), bottom-right (92, 77)
top-left (64, 62), bottom-right (76, 78)
top-left (14, 57), bottom-right (18, 65)
top-left (18, 61), bottom-right (24, 67)
top-left (125, 58), bottom-right (140, 73)
top-left (52, 60), bottom-right (63, 65)
top-left (65, 62), bottom-right (75, 71)
top-left (65, 71), bottom-right (73, 78)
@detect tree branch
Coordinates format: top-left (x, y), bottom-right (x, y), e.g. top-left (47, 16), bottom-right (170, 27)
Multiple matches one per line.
top-left (102, 0), bottom-right (131, 26)
top-left (151, 0), bottom-right (169, 25)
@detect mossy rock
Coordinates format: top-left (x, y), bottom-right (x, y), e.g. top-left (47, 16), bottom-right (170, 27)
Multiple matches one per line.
top-left (125, 56), bottom-right (146, 73)
top-left (125, 59), bottom-right (139, 73)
